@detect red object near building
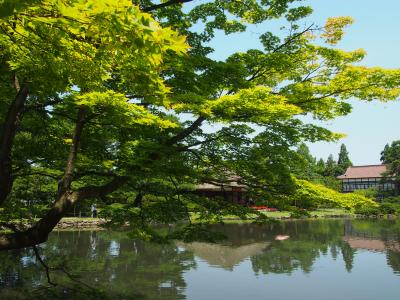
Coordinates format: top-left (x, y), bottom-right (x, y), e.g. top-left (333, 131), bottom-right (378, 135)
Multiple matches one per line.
top-left (250, 205), bottom-right (277, 212)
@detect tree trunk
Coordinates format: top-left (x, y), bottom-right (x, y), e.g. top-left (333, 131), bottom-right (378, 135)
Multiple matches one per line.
top-left (134, 192), bottom-right (143, 208)
top-left (0, 106), bottom-right (86, 250)
top-left (57, 106), bottom-right (86, 196)
top-left (0, 176), bottom-right (128, 250)
top-left (0, 81), bottom-right (29, 205)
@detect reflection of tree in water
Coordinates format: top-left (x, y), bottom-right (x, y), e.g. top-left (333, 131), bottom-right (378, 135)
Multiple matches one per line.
top-left (340, 242), bottom-right (356, 272)
top-left (0, 230), bottom-right (196, 300)
top-left (249, 220), bottom-right (356, 275)
top-left (387, 250), bottom-right (400, 275)
top-left (343, 219), bottom-right (400, 274)
top-left (179, 220), bottom-right (358, 275)
top-left (1, 220), bottom-right (400, 299)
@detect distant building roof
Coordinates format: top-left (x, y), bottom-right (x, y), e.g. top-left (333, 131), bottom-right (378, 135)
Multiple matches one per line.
top-left (196, 175), bottom-right (247, 191)
top-left (337, 165), bottom-right (388, 179)
top-left (196, 180), bottom-right (247, 191)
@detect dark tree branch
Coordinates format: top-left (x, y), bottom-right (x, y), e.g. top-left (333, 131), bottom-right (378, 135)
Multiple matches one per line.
top-left (142, 0), bottom-right (193, 12)
top-left (57, 107), bottom-right (87, 196)
top-left (165, 116), bottom-right (205, 146)
top-left (73, 170), bottom-right (117, 180)
top-left (0, 78), bottom-right (29, 205)
top-left (13, 171), bottom-right (61, 180)
top-left (271, 24), bottom-right (315, 54)
top-left (246, 24), bottom-right (316, 83)
top-left (33, 245), bottom-right (57, 286)
top-left (33, 245), bottom-right (96, 290)
top-left (0, 176), bottom-right (129, 251)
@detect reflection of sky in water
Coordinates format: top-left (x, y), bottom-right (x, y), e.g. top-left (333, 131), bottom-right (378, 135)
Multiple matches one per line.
top-left (183, 247), bottom-right (399, 300)
top-left (108, 240), bottom-right (120, 257)
top-left (20, 256), bottom-right (35, 268)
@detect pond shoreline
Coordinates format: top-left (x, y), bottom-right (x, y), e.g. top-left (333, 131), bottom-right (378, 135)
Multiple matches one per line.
top-left (55, 213), bottom-right (354, 229)
top-left (7, 212), bottom-right (395, 231)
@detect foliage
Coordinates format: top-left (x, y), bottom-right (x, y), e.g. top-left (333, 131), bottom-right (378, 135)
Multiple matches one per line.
top-left (337, 143), bottom-right (352, 175)
top-left (381, 140), bottom-right (400, 194)
top-left (290, 143), bottom-right (345, 191)
top-left (284, 179), bottom-right (378, 211)
top-left (289, 207), bottom-right (311, 218)
top-left (378, 202), bottom-right (399, 215)
top-left (324, 154), bottom-right (339, 177)
top-left (354, 206), bottom-right (380, 216)
top-left (353, 188), bottom-right (379, 199)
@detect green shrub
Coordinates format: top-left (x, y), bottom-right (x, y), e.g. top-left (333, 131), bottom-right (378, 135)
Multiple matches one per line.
top-left (354, 206), bottom-right (380, 216)
top-left (353, 188), bottom-right (378, 199)
top-left (383, 196), bottom-right (400, 204)
top-left (289, 207), bottom-right (311, 218)
top-left (287, 178), bottom-right (378, 212)
top-left (379, 203), bottom-right (398, 214)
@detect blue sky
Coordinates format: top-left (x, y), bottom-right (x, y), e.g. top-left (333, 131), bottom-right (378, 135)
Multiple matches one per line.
top-left (204, 0), bottom-right (400, 165)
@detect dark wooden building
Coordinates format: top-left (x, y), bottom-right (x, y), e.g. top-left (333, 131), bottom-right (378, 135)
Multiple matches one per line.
top-left (337, 165), bottom-right (395, 193)
top-left (196, 178), bottom-right (248, 204)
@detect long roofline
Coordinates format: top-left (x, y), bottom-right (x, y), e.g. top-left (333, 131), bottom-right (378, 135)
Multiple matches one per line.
top-left (337, 164), bottom-right (388, 179)
top-left (346, 164), bottom-right (384, 168)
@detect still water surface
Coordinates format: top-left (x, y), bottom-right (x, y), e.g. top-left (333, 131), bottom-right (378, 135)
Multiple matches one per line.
top-left (1, 219), bottom-right (400, 299)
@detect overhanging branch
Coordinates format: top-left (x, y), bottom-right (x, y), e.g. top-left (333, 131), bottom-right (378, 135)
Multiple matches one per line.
top-left (142, 0), bottom-right (193, 12)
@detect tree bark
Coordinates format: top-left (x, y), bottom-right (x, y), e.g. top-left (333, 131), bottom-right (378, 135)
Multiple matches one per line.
top-left (0, 106), bottom-right (86, 250)
top-left (57, 107), bottom-right (86, 196)
top-left (142, 0), bottom-right (193, 12)
top-left (0, 80), bottom-right (29, 205)
top-left (165, 116), bottom-right (205, 146)
top-left (134, 192), bottom-right (143, 208)
top-left (0, 176), bottom-right (128, 250)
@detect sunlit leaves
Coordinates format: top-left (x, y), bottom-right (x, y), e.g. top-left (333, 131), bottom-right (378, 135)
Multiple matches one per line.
top-left (321, 16), bottom-right (354, 45)
top-left (204, 87), bottom-right (302, 123)
top-left (75, 91), bottom-right (178, 129)
top-left (288, 179), bottom-right (378, 211)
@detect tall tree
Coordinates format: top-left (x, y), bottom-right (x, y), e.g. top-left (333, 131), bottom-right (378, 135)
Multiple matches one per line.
top-left (324, 154), bottom-right (338, 177)
top-left (316, 158), bottom-right (326, 176)
top-left (381, 141), bottom-right (400, 195)
top-left (292, 143), bottom-right (317, 179)
top-left (337, 144), bottom-right (352, 175)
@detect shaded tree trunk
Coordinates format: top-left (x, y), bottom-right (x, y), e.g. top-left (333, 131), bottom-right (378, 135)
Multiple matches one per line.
top-left (134, 192), bottom-right (143, 208)
top-left (0, 176), bottom-right (128, 250)
top-left (0, 79), bottom-right (29, 205)
top-left (0, 106), bottom-right (130, 250)
top-left (1, 106), bottom-right (86, 250)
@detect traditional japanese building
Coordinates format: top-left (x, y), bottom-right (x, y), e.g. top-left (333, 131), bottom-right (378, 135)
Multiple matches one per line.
top-left (196, 176), bottom-right (248, 204)
top-left (337, 164), bottom-right (395, 193)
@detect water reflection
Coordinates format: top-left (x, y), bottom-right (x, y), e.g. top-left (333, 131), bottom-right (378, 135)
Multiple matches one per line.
top-left (0, 219), bottom-right (400, 299)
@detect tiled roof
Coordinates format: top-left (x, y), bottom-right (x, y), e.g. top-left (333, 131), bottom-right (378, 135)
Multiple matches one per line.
top-left (337, 165), bottom-right (387, 179)
top-left (196, 175), bottom-right (247, 190)
top-left (196, 181), bottom-right (247, 191)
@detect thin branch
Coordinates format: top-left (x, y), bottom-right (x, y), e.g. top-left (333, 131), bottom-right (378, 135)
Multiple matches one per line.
top-left (13, 171), bottom-right (61, 180)
top-left (271, 24), bottom-right (315, 54)
top-left (165, 116), bottom-right (205, 146)
top-left (142, 0), bottom-right (193, 12)
top-left (73, 170), bottom-right (117, 180)
top-left (33, 245), bottom-right (57, 286)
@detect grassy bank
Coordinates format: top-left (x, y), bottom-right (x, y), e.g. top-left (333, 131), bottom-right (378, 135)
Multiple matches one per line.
top-left (56, 208), bottom-right (352, 228)
top-left (218, 208), bottom-right (351, 223)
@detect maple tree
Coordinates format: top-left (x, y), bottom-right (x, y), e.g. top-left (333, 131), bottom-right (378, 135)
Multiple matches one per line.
top-left (0, 0), bottom-right (399, 250)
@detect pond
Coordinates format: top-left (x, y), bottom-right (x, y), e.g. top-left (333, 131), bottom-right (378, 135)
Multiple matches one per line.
top-left (1, 219), bottom-right (400, 299)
